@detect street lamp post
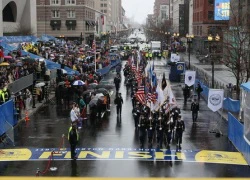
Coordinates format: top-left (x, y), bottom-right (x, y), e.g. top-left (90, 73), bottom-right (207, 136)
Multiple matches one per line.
top-left (186, 34), bottom-right (194, 69)
top-left (165, 32), bottom-right (171, 46)
top-left (207, 34), bottom-right (220, 88)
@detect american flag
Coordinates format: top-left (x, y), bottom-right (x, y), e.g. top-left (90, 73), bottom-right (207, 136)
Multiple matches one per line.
top-left (92, 39), bottom-right (96, 50)
top-left (132, 64), bottom-right (136, 72)
top-left (136, 85), bottom-right (145, 104)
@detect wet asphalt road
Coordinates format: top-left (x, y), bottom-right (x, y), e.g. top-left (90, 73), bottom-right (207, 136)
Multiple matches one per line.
top-left (0, 59), bottom-right (250, 177)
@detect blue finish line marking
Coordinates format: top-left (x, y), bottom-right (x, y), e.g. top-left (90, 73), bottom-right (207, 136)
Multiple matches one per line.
top-left (0, 148), bottom-right (248, 165)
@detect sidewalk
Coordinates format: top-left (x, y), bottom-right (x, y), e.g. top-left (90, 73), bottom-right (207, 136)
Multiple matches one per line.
top-left (17, 93), bottom-right (55, 125)
top-left (180, 52), bottom-right (238, 122)
top-left (180, 52), bottom-right (236, 87)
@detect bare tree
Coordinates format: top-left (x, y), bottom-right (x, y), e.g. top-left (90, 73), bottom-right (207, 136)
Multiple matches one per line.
top-left (222, 0), bottom-right (250, 100)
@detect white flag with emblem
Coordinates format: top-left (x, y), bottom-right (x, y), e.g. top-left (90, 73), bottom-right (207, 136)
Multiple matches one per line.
top-left (208, 89), bottom-right (224, 112)
top-left (185, 71), bottom-right (196, 87)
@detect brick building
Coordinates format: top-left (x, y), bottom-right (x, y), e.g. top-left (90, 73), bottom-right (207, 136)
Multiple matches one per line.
top-left (192, 0), bottom-right (228, 54)
top-left (36, 0), bottom-right (103, 42)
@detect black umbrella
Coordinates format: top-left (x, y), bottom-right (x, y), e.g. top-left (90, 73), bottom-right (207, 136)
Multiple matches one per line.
top-left (89, 97), bottom-right (101, 108)
top-left (96, 84), bottom-right (114, 90)
top-left (96, 88), bottom-right (109, 96)
top-left (82, 89), bottom-right (95, 96)
top-left (88, 83), bottom-right (98, 89)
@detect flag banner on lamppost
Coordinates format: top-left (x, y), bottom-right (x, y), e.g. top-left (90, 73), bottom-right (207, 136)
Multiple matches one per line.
top-left (170, 53), bottom-right (180, 62)
top-left (185, 71), bottom-right (196, 87)
top-left (208, 89), bottom-right (224, 112)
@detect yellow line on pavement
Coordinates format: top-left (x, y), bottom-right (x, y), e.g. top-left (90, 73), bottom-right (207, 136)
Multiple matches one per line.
top-left (1, 178), bottom-right (250, 180)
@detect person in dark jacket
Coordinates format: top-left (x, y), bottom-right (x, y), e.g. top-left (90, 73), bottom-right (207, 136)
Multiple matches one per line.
top-left (114, 74), bottom-right (121, 92)
top-left (68, 123), bottom-right (79, 160)
top-left (183, 85), bottom-right (190, 105)
top-left (114, 93), bottom-right (123, 117)
top-left (175, 115), bottom-right (185, 150)
top-left (195, 83), bottom-right (203, 101)
top-left (191, 99), bottom-right (199, 122)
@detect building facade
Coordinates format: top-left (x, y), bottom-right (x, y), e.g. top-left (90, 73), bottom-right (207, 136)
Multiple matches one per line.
top-left (0, 0), bottom-right (37, 36)
top-left (96, 0), bottom-right (112, 31)
top-left (153, 0), bottom-right (169, 27)
top-left (192, 0), bottom-right (228, 54)
top-left (36, 0), bottom-right (102, 42)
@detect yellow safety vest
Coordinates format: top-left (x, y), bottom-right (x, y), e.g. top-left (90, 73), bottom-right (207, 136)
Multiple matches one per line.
top-left (145, 53), bottom-right (149, 57)
top-left (3, 87), bottom-right (8, 101)
top-left (0, 90), bottom-right (5, 102)
top-left (149, 53), bottom-right (153, 57)
top-left (68, 126), bottom-right (79, 141)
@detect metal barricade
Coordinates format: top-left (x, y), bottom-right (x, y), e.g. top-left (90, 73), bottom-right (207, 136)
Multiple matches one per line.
top-left (8, 74), bottom-right (34, 94)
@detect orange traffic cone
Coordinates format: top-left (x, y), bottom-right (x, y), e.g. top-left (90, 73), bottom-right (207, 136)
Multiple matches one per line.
top-left (25, 110), bottom-right (30, 121)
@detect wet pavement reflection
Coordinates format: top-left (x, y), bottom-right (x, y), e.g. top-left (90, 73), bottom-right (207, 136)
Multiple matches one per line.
top-left (0, 60), bottom-right (250, 177)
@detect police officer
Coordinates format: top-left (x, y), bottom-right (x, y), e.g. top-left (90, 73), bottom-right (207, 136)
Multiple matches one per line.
top-left (68, 122), bottom-right (79, 160)
top-left (164, 113), bottom-right (174, 149)
top-left (147, 115), bottom-right (154, 148)
top-left (175, 115), bottom-right (185, 150)
top-left (156, 113), bottom-right (164, 148)
top-left (114, 93), bottom-right (123, 117)
top-left (138, 113), bottom-right (147, 148)
top-left (171, 105), bottom-right (181, 139)
top-left (191, 99), bottom-right (199, 123)
top-left (132, 102), bottom-right (140, 128)
top-left (131, 90), bottom-right (136, 108)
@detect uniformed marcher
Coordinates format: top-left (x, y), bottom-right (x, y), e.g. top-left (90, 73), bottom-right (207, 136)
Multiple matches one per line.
top-left (164, 113), bottom-right (174, 149)
top-left (156, 114), bottom-right (164, 148)
top-left (147, 115), bottom-right (154, 148)
top-left (114, 93), bottom-right (123, 117)
top-left (175, 115), bottom-right (185, 150)
top-left (68, 122), bottom-right (79, 160)
top-left (132, 103), bottom-right (140, 128)
top-left (191, 99), bottom-right (199, 123)
top-left (138, 113), bottom-right (147, 148)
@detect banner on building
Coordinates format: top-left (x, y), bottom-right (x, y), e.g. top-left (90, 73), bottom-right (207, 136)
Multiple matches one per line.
top-left (185, 71), bottom-right (196, 87)
top-left (170, 53), bottom-right (180, 62)
top-left (208, 89), bottom-right (224, 112)
top-left (214, 0), bottom-right (230, 21)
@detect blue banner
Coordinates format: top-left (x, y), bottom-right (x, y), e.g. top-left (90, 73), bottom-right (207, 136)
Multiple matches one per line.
top-left (0, 36), bottom-right (38, 43)
top-left (223, 97), bottom-right (240, 113)
top-left (40, 34), bottom-right (59, 42)
top-left (0, 100), bottom-right (16, 135)
top-left (196, 80), bottom-right (240, 112)
top-left (97, 65), bottom-right (112, 76)
top-left (0, 147), bottom-right (248, 165)
top-left (214, 0), bottom-right (230, 21)
top-left (228, 113), bottom-right (250, 165)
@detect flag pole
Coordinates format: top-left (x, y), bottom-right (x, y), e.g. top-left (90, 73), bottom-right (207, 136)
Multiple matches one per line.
top-left (94, 32), bottom-right (96, 72)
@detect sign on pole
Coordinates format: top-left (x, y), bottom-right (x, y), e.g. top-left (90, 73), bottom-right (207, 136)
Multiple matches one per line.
top-left (208, 89), bottom-right (224, 112)
top-left (185, 71), bottom-right (196, 87)
top-left (170, 53), bottom-right (180, 62)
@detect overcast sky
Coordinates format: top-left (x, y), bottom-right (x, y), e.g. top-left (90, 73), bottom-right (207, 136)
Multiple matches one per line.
top-left (122, 0), bottom-right (154, 24)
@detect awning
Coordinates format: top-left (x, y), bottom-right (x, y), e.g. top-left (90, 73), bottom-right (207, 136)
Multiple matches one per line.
top-left (50, 20), bottom-right (61, 27)
top-left (66, 20), bottom-right (76, 26)
top-left (241, 82), bottom-right (250, 92)
top-left (86, 21), bottom-right (95, 26)
top-left (86, 21), bottom-right (91, 26)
